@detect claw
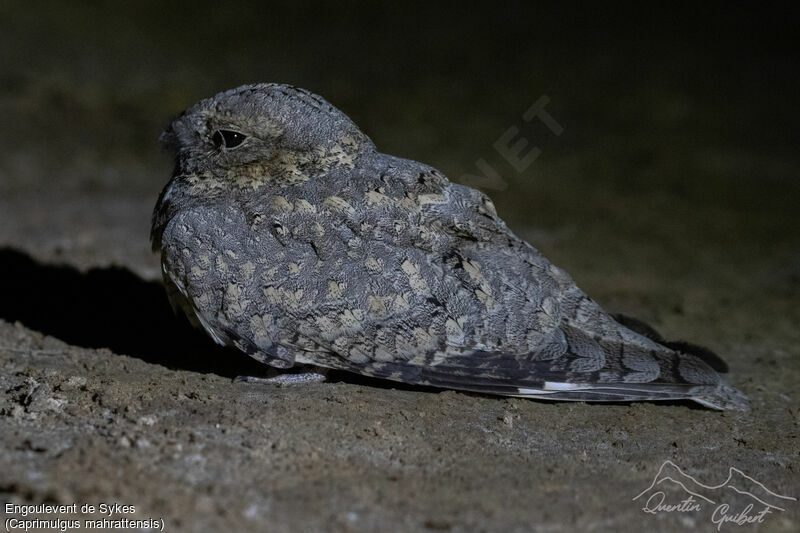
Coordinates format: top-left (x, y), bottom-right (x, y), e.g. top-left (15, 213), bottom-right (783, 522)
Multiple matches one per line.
top-left (234, 372), bottom-right (328, 386)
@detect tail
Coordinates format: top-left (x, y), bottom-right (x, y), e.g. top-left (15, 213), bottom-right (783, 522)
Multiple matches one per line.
top-left (612, 314), bottom-right (729, 373)
top-left (608, 314), bottom-right (747, 410)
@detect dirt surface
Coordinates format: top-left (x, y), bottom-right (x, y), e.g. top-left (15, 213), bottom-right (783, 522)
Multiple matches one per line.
top-left (1, 3), bottom-right (798, 532)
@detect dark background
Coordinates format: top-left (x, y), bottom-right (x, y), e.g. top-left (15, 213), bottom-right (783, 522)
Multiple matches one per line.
top-left (1, 2), bottom-right (796, 274)
top-left (2, 1), bottom-right (796, 335)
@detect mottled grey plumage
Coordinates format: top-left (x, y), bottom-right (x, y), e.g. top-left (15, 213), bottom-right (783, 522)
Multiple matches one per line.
top-left (152, 83), bottom-right (747, 410)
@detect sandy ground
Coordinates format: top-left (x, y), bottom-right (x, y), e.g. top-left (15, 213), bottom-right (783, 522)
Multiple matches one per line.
top-left (1, 3), bottom-right (797, 532)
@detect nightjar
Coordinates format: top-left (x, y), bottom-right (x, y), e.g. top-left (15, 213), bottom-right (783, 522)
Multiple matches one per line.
top-left (151, 83), bottom-right (747, 410)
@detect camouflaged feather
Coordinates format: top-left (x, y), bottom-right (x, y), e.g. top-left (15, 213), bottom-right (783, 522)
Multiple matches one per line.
top-left (152, 83), bottom-right (747, 410)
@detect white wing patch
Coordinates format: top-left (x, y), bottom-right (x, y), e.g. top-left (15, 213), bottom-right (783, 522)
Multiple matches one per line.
top-left (516, 382), bottom-right (595, 395)
top-left (516, 388), bottom-right (554, 395)
top-left (543, 381), bottom-right (593, 391)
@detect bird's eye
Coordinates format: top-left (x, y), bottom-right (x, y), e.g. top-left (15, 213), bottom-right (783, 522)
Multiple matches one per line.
top-left (212, 129), bottom-right (247, 149)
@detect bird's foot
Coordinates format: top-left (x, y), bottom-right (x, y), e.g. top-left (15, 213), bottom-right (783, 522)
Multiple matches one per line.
top-left (234, 371), bottom-right (328, 386)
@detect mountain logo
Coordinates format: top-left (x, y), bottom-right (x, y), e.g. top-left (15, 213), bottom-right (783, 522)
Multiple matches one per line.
top-left (633, 460), bottom-right (795, 529)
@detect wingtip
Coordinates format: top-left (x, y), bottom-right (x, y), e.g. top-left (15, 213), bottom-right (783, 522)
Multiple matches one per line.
top-left (692, 383), bottom-right (750, 411)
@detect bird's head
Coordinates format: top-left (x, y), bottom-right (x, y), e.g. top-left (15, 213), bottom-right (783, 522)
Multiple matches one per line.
top-left (151, 84), bottom-right (374, 251)
top-left (160, 83), bottom-right (374, 179)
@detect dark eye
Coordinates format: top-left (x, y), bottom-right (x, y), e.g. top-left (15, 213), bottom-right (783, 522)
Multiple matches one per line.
top-left (212, 129), bottom-right (247, 149)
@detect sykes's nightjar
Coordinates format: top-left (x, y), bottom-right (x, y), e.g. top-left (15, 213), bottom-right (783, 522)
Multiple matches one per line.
top-left (152, 83), bottom-right (747, 410)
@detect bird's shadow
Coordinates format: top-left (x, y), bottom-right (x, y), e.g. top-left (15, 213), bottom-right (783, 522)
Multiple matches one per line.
top-left (0, 247), bottom-right (268, 377)
top-left (0, 247), bottom-right (426, 390)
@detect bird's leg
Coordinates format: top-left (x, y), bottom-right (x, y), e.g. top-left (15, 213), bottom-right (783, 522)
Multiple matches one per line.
top-left (234, 365), bottom-right (328, 385)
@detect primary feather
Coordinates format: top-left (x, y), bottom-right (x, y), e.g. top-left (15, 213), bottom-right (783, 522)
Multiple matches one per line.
top-left (152, 83), bottom-right (748, 410)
